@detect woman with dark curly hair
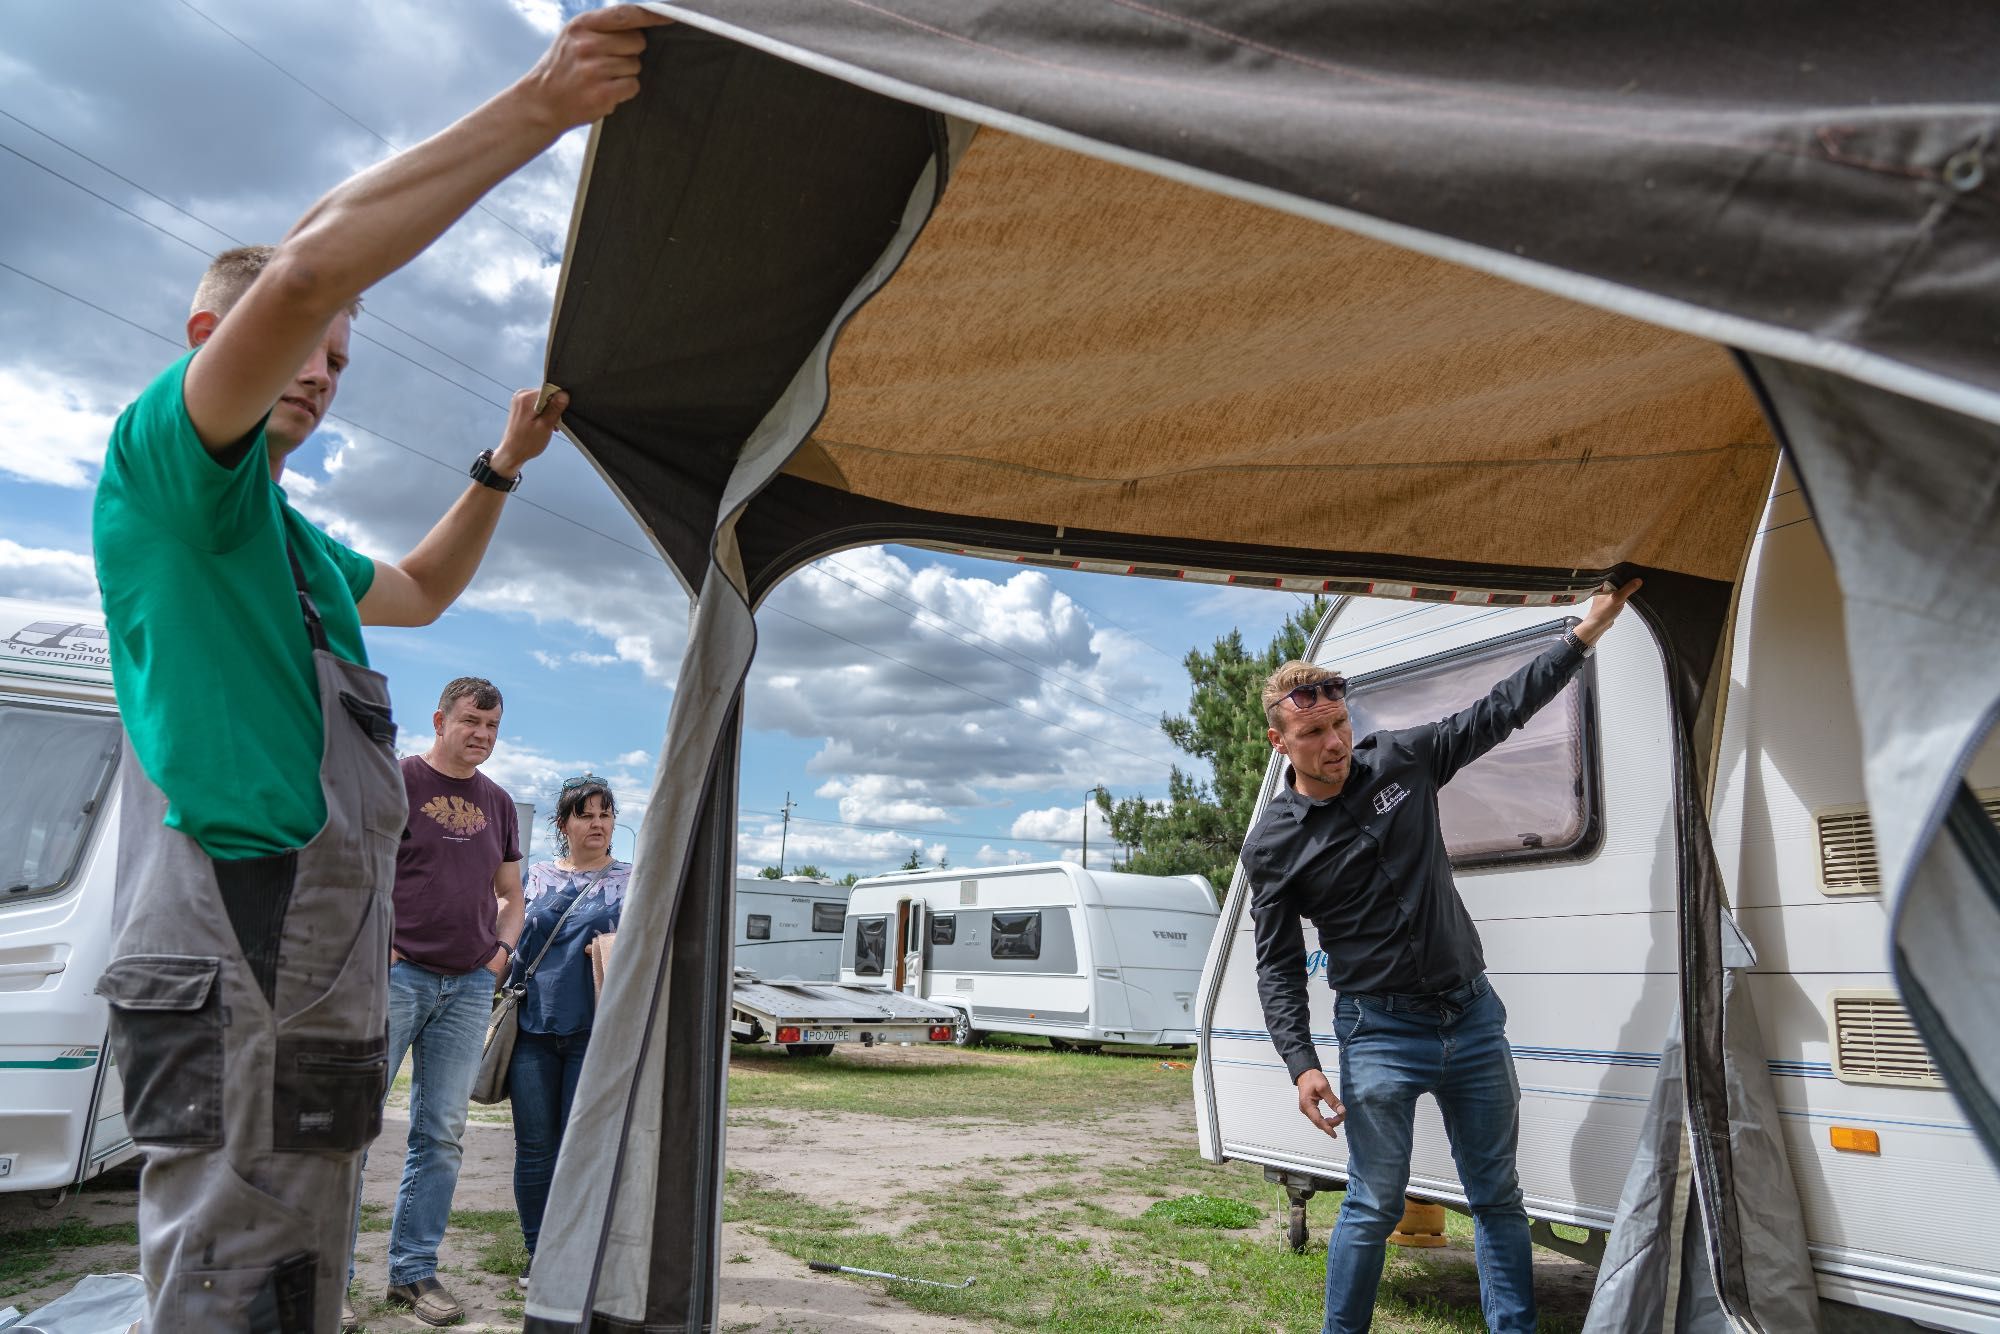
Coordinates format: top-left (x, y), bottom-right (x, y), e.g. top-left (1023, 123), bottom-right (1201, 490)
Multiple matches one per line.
top-left (507, 774), bottom-right (629, 1272)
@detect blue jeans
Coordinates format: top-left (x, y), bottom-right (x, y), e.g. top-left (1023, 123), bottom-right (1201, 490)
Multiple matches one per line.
top-left (1324, 976), bottom-right (1534, 1334)
top-left (509, 1028), bottom-right (591, 1255)
top-left (354, 960), bottom-right (493, 1286)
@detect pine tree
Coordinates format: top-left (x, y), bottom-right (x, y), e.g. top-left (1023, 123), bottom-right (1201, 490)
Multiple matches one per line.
top-left (1096, 596), bottom-right (1330, 893)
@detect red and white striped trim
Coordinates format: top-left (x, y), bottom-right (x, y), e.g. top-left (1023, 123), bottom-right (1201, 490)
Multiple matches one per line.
top-left (933, 545), bottom-right (1586, 606)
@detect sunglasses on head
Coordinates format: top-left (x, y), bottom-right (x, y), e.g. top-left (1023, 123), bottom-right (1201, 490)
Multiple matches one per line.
top-left (1284, 677), bottom-right (1348, 712)
top-left (561, 773), bottom-right (605, 791)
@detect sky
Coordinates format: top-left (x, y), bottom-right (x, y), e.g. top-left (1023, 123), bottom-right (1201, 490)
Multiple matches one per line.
top-left (0, 0), bottom-right (1307, 879)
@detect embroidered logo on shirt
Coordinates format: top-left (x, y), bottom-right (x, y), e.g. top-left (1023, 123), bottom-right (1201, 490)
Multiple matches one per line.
top-left (420, 794), bottom-right (488, 837)
top-left (1371, 783), bottom-right (1409, 816)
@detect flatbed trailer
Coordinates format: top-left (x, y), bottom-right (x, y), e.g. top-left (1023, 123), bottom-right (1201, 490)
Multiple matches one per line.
top-left (729, 971), bottom-right (964, 1057)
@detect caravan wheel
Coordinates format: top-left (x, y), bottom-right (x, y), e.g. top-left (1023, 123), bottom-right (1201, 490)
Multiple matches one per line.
top-left (952, 1014), bottom-right (985, 1047)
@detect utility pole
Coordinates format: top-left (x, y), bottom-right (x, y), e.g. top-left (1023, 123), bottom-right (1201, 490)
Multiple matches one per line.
top-left (1081, 784), bottom-right (1105, 869)
top-left (777, 791), bottom-right (796, 873)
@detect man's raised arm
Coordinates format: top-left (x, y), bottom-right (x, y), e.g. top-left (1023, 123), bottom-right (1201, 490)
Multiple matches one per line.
top-left (181, 5), bottom-right (670, 454)
top-left (1425, 577), bottom-right (1640, 785)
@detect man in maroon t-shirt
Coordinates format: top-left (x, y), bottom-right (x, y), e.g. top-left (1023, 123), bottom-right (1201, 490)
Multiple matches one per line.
top-left (352, 676), bottom-right (522, 1325)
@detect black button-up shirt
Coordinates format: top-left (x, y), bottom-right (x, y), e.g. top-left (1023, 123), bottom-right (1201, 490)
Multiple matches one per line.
top-left (1245, 637), bottom-right (1587, 1084)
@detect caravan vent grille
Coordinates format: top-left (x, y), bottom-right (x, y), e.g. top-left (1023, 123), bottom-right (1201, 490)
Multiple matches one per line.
top-left (959, 879), bottom-right (978, 906)
top-left (1828, 991), bottom-right (1942, 1088)
top-left (1814, 789), bottom-right (2000, 897)
top-left (1814, 806), bottom-right (1879, 895)
top-left (955, 977), bottom-right (975, 992)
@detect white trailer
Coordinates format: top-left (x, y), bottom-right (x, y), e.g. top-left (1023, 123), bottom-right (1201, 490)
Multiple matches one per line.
top-left (841, 861), bottom-right (1219, 1049)
top-left (0, 596), bottom-right (136, 1194)
top-left (1193, 482), bottom-right (2000, 1330)
top-left (732, 876), bottom-right (855, 981)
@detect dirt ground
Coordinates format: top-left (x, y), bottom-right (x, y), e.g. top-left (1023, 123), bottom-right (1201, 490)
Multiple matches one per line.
top-left (2, 1051), bottom-right (1595, 1331)
top-left (0, 1108), bottom-right (989, 1333)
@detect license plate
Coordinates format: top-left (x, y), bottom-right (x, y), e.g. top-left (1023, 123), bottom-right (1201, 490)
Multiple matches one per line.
top-left (803, 1029), bottom-right (853, 1043)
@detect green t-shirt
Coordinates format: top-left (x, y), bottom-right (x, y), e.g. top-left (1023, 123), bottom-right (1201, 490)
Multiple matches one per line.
top-left (93, 349), bottom-right (377, 860)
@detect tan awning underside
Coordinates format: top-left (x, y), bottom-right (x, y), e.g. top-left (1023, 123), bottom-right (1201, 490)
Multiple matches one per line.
top-left (793, 130), bottom-right (1777, 583)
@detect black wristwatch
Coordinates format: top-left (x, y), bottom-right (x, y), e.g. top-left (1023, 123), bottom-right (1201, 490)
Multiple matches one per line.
top-left (469, 449), bottom-right (522, 493)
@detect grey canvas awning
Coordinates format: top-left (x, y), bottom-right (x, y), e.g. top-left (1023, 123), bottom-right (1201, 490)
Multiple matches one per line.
top-left (520, 7), bottom-right (2000, 1330)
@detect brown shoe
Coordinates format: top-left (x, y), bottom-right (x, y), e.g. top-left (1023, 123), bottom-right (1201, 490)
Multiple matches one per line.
top-left (384, 1275), bottom-right (463, 1327)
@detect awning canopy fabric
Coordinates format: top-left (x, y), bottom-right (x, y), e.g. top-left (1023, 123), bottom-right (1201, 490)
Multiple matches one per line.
top-left (521, 7), bottom-right (2000, 1331)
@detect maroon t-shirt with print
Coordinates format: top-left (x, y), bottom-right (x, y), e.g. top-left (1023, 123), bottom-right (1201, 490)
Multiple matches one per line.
top-left (392, 755), bottom-right (522, 974)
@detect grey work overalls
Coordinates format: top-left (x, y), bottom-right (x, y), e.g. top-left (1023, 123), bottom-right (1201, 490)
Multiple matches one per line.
top-left (96, 541), bottom-right (404, 1332)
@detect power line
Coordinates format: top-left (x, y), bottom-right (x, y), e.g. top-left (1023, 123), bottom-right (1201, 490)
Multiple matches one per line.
top-left (0, 262), bottom-right (1184, 774)
top-left (0, 112), bottom-right (1196, 740)
top-left (173, 0), bottom-right (558, 260)
top-left (1, 104), bottom-right (1240, 748)
top-left (739, 807), bottom-right (1095, 848)
top-left (0, 128), bottom-right (515, 413)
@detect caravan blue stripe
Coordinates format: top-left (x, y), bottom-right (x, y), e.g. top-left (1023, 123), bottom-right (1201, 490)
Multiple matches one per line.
top-left (1213, 1030), bottom-right (1841, 1080)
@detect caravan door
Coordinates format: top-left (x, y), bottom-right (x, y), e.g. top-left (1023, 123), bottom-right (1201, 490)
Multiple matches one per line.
top-left (898, 898), bottom-right (925, 997)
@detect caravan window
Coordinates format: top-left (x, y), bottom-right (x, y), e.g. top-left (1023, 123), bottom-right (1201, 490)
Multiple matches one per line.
top-left (990, 911), bottom-right (1042, 960)
top-left (930, 913), bottom-right (956, 946)
top-left (1344, 622), bottom-right (1602, 867)
top-left (811, 901), bottom-right (845, 933)
top-left (746, 914), bottom-right (772, 941)
top-left (853, 916), bottom-right (889, 976)
top-left (0, 702), bottom-right (121, 905)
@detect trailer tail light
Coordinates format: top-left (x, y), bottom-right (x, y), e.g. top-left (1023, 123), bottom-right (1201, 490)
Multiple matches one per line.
top-left (928, 1025), bottom-right (953, 1042)
top-left (776, 1026), bottom-right (801, 1045)
top-left (1829, 1126), bottom-right (1880, 1154)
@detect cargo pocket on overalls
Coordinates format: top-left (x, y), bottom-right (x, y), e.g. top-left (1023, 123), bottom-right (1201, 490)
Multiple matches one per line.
top-left (96, 955), bottom-right (224, 1147)
top-left (272, 1033), bottom-right (387, 1151)
top-left (171, 1251), bottom-right (315, 1333)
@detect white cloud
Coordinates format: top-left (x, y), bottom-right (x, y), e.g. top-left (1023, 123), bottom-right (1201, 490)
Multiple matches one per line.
top-left (972, 844), bottom-right (1035, 867)
top-left (735, 815), bottom-right (947, 879)
top-left (1009, 802), bottom-right (1119, 869)
top-left (0, 367), bottom-right (117, 488)
top-left (0, 540), bottom-right (99, 604)
top-left (473, 737), bottom-right (654, 816)
top-left (812, 774), bottom-right (953, 826)
top-left (506, 0), bottom-right (565, 37)
top-left (746, 547), bottom-right (1184, 832)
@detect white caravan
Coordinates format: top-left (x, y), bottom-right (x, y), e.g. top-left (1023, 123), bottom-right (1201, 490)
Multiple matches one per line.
top-left (842, 862), bottom-right (1219, 1048)
top-left (1193, 482), bottom-right (2000, 1330)
top-left (733, 876), bottom-right (856, 981)
top-left (0, 596), bottom-right (136, 1193)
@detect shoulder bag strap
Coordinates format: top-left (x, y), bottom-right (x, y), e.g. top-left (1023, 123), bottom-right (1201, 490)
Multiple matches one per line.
top-left (519, 865), bottom-right (613, 983)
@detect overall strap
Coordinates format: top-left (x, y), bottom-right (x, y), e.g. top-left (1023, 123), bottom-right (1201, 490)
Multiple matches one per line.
top-left (282, 522), bottom-right (333, 655)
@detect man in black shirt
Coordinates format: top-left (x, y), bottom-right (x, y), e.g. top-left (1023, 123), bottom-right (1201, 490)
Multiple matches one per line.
top-left (1246, 580), bottom-right (1638, 1334)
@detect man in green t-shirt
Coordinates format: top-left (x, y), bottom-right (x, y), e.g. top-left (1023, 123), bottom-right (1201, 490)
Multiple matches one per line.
top-left (88, 9), bottom-right (670, 1332)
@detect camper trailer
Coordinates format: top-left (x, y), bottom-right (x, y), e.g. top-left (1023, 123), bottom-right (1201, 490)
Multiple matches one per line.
top-left (1193, 483), bottom-right (2000, 1330)
top-left (842, 862), bottom-right (1219, 1049)
top-left (733, 876), bottom-right (856, 981)
top-left (0, 596), bottom-right (135, 1193)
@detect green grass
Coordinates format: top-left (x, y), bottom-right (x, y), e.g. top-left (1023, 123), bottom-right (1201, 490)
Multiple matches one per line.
top-left (726, 1038), bottom-right (1194, 1122)
top-left (0, 1219), bottom-right (139, 1299)
top-left (723, 1149), bottom-right (1576, 1333)
top-left (358, 1201), bottom-right (391, 1233)
top-left (449, 1208), bottom-right (530, 1278)
top-left (1144, 1194), bottom-right (1262, 1228)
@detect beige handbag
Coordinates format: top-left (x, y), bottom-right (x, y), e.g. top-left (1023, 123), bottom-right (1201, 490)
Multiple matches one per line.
top-left (586, 931), bottom-right (616, 999)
